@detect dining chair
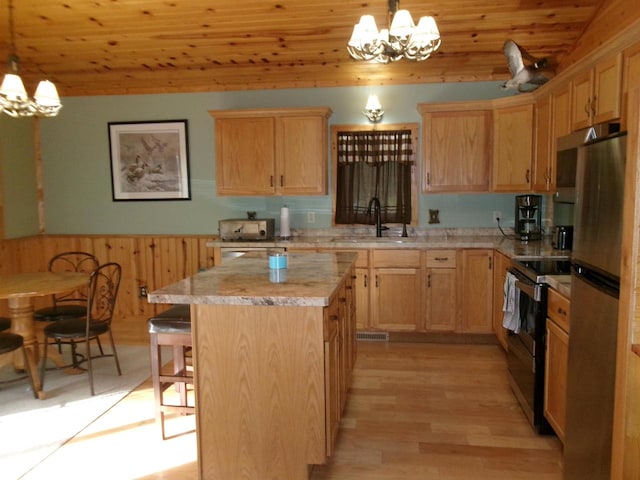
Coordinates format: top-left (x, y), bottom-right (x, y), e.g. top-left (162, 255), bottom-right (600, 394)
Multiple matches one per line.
top-left (0, 332), bottom-right (38, 398)
top-left (34, 251), bottom-right (100, 322)
top-left (0, 317), bottom-right (10, 331)
top-left (40, 262), bottom-right (122, 396)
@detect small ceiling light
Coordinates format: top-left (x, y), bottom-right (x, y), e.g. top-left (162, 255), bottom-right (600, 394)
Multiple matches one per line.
top-left (0, 0), bottom-right (62, 118)
top-left (347, 0), bottom-right (441, 64)
top-left (363, 95), bottom-right (384, 123)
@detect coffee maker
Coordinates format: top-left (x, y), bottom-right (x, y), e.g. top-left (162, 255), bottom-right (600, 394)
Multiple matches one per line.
top-left (515, 195), bottom-right (542, 242)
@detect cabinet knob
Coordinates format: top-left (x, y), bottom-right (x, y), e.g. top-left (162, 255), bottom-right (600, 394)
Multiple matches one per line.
top-left (280, 175), bottom-right (284, 187)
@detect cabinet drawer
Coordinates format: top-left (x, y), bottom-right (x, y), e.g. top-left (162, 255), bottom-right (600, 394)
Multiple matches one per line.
top-left (548, 288), bottom-right (570, 333)
top-left (372, 249), bottom-right (421, 268)
top-left (319, 248), bottom-right (369, 268)
top-left (426, 249), bottom-right (457, 268)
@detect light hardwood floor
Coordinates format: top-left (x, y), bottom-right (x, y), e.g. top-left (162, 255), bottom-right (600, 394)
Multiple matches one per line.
top-left (22, 341), bottom-right (563, 480)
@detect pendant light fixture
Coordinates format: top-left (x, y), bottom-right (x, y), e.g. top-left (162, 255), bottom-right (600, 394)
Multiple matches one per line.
top-left (0, 0), bottom-right (62, 118)
top-left (363, 94), bottom-right (384, 123)
top-left (347, 0), bottom-right (441, 64)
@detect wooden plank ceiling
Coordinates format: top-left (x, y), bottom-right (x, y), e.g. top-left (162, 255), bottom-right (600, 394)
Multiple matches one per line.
top-left (0, 0), bottom-right (606, 97)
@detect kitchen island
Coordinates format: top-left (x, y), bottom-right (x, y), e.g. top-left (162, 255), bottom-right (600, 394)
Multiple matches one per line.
top-left (148, 252), bottom-right (357, 480)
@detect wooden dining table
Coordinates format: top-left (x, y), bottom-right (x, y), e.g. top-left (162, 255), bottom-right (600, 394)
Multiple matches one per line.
top-left (0, 271), bottom-right (89, 399)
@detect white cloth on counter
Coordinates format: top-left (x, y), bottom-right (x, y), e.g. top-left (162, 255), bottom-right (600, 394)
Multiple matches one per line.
top-left (502, 272), bottom-right (521, 333)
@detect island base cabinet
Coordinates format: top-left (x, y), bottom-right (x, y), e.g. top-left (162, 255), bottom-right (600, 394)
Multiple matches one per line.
top-left (192, 303), bottom-right (328, 480)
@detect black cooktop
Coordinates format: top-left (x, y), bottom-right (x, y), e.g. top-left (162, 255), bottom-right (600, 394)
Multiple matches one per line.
top-left (511, 259), bottom-right (572, 283)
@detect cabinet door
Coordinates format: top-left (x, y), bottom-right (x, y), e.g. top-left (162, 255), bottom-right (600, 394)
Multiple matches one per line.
top-left (277, 115), bottom-right (327, 195)
top-left (492, 251), bottom-right (511, 350)
top-left (354, 267), bottom-right (370, 330)
top-left (215, 117), bottom-right (275, 195)
top-left (622, 43), bottom-right (640, 129)
top-left (593, 52), bottom-right (622, 125)
top-left (571, 69), bottom-right (593, 131)
top-left (422, 110), bottom-right (491, 192)
top-left (460, 249), bottom-right (494, 333)
top-left (492, 103), bottom-right (533, 191)
top-left (552, 84), bottom-right (572, 140)
top-left (425, 268), bottom-right (457, 331)
top-left (323, 309), bottom-right (340, 455)
top-left (533, 95), bottom-right (553, 192)
top-left (371, 268), bottom-right (422, 331)
top-left (545, 319), bottom-right (569, 443)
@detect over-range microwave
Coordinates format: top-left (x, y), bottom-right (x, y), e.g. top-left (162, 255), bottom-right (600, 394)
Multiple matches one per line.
top-left (554, 124), bottom-right (616, 204)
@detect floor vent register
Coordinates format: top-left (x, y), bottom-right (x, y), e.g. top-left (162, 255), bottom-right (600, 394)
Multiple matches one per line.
top-left (356, 331), bottom-right (389, 342)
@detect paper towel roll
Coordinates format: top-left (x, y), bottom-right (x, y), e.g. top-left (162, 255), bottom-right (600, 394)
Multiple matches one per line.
top-left (280, 206), bottom-right (291, 238)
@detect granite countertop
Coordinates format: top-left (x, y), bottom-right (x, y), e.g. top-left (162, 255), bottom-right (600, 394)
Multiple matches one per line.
top-left (207, 232), bottom-right (572, 260)
top-left (543, 275), bottom-right (572, 298)
top-left (207, 231), bottom-right (574, 297)
top-left (147, 251), bottom-right (357, 307)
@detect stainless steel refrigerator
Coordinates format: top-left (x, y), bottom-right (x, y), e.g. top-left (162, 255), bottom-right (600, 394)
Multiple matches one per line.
top-left (564, 132), bottom-right (627, 480)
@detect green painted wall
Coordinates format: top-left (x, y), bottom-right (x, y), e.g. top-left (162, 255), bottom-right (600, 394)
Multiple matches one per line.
top-left (0, 116), bottom-right (39, 239)
top-left (3, 82), bottom-right (532, 236)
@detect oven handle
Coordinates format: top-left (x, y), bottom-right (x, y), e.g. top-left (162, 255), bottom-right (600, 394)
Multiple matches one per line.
top-left (514, 278), bottom-right (544, 302)
top-left (514, 279), bottom-right (535, 297)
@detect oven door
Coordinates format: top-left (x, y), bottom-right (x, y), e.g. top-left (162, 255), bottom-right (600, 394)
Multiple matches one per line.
top-left (505, 268), bottom-right (550, 433)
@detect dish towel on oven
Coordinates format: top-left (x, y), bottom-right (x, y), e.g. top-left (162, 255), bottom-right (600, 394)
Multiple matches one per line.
top-left (502, 272), bottom-right (521, 333)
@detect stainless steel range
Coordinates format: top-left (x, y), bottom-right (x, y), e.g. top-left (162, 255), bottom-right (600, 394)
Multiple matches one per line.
top-left (505, 258), bottom-right (571, 434)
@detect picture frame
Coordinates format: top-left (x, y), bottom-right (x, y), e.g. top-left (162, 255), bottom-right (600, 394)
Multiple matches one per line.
top-left (108, 120), bottom-right (191, 201)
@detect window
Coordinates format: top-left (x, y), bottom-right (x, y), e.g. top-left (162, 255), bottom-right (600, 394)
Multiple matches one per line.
top-left (331, 124), bottom-right (418, 226)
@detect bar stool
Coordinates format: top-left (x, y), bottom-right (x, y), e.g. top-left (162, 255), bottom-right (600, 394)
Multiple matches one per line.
top-left (148, 305), bottom-right (194, 439)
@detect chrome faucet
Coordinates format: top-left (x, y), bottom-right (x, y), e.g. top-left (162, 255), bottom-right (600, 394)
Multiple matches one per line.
top-left (368, 197), bottom-right (388, 237)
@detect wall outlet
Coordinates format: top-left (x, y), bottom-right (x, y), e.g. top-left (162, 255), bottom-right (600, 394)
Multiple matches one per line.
top-left (307, 211), bottom-right (316, 224)
top-left (139, 285), bottom-right (148, 298)
top-left (492, 211), bottom-right (502, 224)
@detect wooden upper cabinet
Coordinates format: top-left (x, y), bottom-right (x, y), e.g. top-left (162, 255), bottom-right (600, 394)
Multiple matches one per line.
top-left (552, 83), bottom-right (572, 140)
top-left (214, 116), bottom-right (276, 195)
top-left (533, 95), bottom-right (553, 192)
top-left (210, 108), bottom-right (332, 196)
top-left (621, 42), bottom-right (640, 130)
top-left (571, 53), bottom-right (622, 130)
top-left (492, 102), bottom-right (534, 192)
top-left (277, 114), bottom-right (328, 195)
top-left (418, 102), bottom-right (491, 193)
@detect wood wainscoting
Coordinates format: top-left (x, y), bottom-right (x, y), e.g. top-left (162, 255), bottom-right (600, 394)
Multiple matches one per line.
top-left (0, 235), bottom-right (215, 345)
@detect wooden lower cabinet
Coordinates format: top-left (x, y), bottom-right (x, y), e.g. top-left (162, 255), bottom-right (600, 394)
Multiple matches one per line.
top-left (370, 249), bottom-right (423, 331)
top-left (425, 250), bottom-right (458, 331)
top-left (492, 251), bottom-right (511, 350)
top-left (354, 267), bottom-right (370, 330)
top-left (324, 289), bottom-right (342, 454)
top-left (460, 249), bottom-right (494, 333)
top-left (318, 248), bottom-right (370, 330)
top-left (544, 288), bottom-right (571, 443)
top-left (325, 271), bottom-right (357, 455)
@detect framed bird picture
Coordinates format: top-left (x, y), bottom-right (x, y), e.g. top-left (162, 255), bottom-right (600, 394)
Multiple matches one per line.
top-left (108, 120), bottom-right (191, 201)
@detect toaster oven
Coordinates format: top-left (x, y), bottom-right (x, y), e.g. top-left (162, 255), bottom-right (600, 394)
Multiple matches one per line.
top-left (219, 218), bottom-right (275, 241)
